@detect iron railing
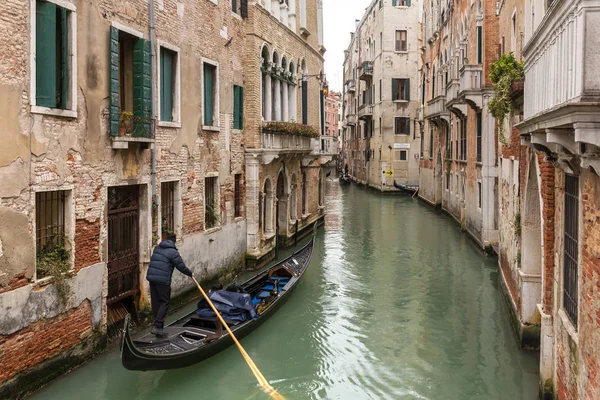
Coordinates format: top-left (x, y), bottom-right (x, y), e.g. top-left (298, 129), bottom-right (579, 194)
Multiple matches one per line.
top-left (563, 174), bottom-right (579, 328)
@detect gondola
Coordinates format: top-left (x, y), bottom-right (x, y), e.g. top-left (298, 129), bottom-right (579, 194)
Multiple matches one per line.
top-left (339, 174), bottom-right (351, 185)
top-left (393, 180), bottom-right (419, 194)
top-left (120, 236), bottom-right (315, 371)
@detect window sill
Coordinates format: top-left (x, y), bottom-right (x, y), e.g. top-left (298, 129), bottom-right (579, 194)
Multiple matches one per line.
top-left (393, 100), bottom-right (409, 104)
top-left (205, 226), bottom-right (222, 235)
top-left (301, 213), bottom-right (311, 220)
top-left (31, 106), bottom-right (77, 119)
top-left (158, 121), bottom-right (181, 128)
top-left (394, 51), bottom-right (409, 54)
top-left (558, 309), bottom-right (579, 344)
top-left (203, 125), bottom-right (220, 132)
top-left (232, 128), bottom-right (244, 133)
top-left (34, 270), bottom-right (75, 287)
top-left (231, 12), bottom-right (242, 21)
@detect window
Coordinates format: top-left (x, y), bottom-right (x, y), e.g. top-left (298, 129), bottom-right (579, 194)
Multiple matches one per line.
top-left (233, 85), bottom-right (244, 129)
top-left (379, 117), bottom-right (382, 136)
top-left (33, 0), bottom-right (76, 113)
top-left (393, 0), bottom-right (411, 5)
top-left (395, 30), bottom-right (407, 51)
top-left (159, 46), bottom-right (179, 123)
top-left (161, 181), bottom-right (176, 234)
top-left (392, 79), bottom-right (410, 101)
top-left (429, 128), bottom-right (434, 159)
top-left (446, 125), bottom-right (452, 159)
top-left (205, 176), bottom-right (219, 229)
top-left (36, 190), bottom-right (69, 278)
top-left (446, 173), bottom-right (450, 190)
top-left (109, 25), bottom-right (152, 137)
top-left (232, 0), bottom-right (249, 16)
top-left (477, 182), bottom-right (482, 209)
top-left (563, 174), bottom-right (579, 328)
top-left (379, 79), bottom-right (382, 101)
top-left (476, 112), bottom-right (482, 162)
top-left (395, 117), bottom-right (410, 135)
top-left (234, 174), bottom-right (242, 218)
top-left (394, 150), bottom-right (408, 161)
top-left (203, 62), bottom-right (218, 127)
top-left (460, 118), bottom-right (467, 161)
top-left (477, 26), bottom-right (483, 64)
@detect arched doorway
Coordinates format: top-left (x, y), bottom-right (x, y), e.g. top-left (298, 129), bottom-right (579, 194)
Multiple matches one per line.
top-left (521, 155), bottom-right (542, 324)
top-left (276, 171), bottom-right (288, 236)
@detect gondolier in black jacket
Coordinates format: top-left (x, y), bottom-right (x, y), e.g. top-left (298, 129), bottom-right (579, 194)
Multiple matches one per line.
top-left (146, 233), bottom-right (194, 337)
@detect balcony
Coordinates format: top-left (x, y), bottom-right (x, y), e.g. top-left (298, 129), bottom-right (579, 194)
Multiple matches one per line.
top-left (345, 79), bottom-right (356, 92)
top-left (359, 61), bottom-right (373, 81)
top-left (358, 104), bottom-right (373, 120)
top-left (261, 132), bottom-right (312, 151)
top-left (318, 135), bottom-right (339, 156)
top-left (425, 95), bottom-right (449, 121)
top-left (110, 114), bottom-right (155, 150)
top-left (445, 79), bottom-right (467, 117)
top-left (345, 114), bottom-right (357, 126)
top-left (458, 64), bottom-right (483, 109)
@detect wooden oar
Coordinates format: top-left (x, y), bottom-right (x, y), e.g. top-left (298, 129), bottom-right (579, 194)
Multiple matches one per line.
top-left (191, 276), bottom-right (286, 399)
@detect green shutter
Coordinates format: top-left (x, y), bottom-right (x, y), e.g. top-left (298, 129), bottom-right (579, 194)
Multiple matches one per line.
top-left (36, 1), bottom-right (57, 108)
top-left (241, 0), bottom-right (248, 18)
top-left (477, 26), bottom-right (483, 64)
top-left (160, 48), bottom-right (174, 122)
top-left (392, 79), bottom-right (398, 100)
top-left (133, 38), bottom-right (152, 136)
top-left (59, 8), bottom-right (68, 109)
top-left (406, 0), bottom-right (411, 6)
top-left (233, 85), bottom-right (243, 129)
top-left (404, 79), bottom-right (410, 101)
top-left (392, 0), bottom-right (398, 5)
top-left (204, 64), bottom-right (214, 126)
top-left (109, 26), bottom-right (119, 136)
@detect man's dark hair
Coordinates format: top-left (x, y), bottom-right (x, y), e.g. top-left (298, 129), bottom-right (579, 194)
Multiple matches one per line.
top-left (166, 233), bottom-right (177, 243)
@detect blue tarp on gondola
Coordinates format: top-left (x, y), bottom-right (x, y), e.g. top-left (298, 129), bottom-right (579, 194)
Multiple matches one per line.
top-left (196, 290), bottom-right (258, 322)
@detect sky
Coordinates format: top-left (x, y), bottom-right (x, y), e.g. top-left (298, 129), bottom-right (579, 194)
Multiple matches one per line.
top-left (323, 0), bottom-right (373, 93)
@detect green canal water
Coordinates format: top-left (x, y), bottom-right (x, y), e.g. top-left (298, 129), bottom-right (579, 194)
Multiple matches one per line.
top-left (32, 182), bottom-right (539, 400)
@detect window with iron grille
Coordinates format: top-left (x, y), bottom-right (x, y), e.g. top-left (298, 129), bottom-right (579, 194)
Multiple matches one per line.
top-left (302, 172), bottom-right (307, 215)
top-left (36, 190), bottom-right (68, 278)
top-left (446, 125), bottom-right (452, 159)
top-left (429, 128), bottom-right (434, 159)
top-left (234, 174), bottom-right (242, 218)
top-left (205, 177), bottom-right (219, 229)
top-left (478, 182), bottom-right (482, 209)
top-left (161, 181), bottom-right (175, 234)
top-left (563, 174), bottom-right (579, 328)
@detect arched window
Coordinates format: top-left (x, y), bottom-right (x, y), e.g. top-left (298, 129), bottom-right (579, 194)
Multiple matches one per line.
top-left (263, 178), bottom-right (273, 233)
top-left (261, 46), bottom-right (270, 121)
top-left (272, 52), bottom-right (280, 121)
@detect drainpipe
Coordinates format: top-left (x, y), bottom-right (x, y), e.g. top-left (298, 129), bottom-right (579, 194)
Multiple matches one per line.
top-left (149, 0), bottom-right (157, 208)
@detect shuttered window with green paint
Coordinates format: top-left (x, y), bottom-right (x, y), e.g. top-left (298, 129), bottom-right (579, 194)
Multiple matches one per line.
top-left (233, 85), bottom-right (244, 130)
top-left (392, 79), bottom-right (410, 101)
top-left (204, 64), bottom-right (216, 127)
top-left (36, 1), bottom-right (69, 109)
top-left (160, 48), bottom-right (176, 122)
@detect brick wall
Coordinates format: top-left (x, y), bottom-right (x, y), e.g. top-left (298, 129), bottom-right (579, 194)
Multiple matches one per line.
top-left (0, 300), bottom-right (93, 384)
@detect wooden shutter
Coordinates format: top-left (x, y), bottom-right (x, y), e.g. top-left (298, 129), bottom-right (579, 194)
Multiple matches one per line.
top-left (59, 8), bottom-right (68, 109)
top-left (133, 38), bottom-right (152, 136)
top-left (241, 0), bottom-right (248, 18)
top-left (234, 85), bottom-right (244, 129)
top-left (36, 1), bottom-right (57, 108)
top-left (404, 79), bottom-right (410, 101)
top-left (392, 79), bottom-right (398, 100)
top-left (204, 64), bottom-right (214, 126)
top-left (160, 48), bottom-right (174, 122)
top-left (109, 26), bottom-right (119, 136)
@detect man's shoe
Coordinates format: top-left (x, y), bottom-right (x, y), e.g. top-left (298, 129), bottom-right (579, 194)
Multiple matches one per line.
top-left (151, 327), bottom-right (166, 337)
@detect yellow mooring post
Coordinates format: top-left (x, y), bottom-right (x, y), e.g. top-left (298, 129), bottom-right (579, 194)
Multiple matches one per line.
top-left (192, 277), bottom-right (286, 399)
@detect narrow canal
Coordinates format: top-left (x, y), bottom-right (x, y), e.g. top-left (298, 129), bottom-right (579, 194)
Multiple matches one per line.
top-left (32, 182), bottom-right (539, 400)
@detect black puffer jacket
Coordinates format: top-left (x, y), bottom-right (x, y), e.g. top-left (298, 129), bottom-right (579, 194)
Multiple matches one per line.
top-left (146, 240), bottom-right (193, 285)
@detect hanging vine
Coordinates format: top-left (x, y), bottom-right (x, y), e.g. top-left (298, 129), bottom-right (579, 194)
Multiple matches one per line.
top-left (488, 52), bottom-right (524, 143)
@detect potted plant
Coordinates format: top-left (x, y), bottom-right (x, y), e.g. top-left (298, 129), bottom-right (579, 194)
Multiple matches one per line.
top-left (119, 111), bottom-right (134, 136)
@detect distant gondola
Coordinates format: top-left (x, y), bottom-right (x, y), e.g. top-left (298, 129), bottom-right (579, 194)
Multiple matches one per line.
top-left (121, 236), bottom-right (315, 371)
top-left (339, 174), bottom-right (351, 185)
